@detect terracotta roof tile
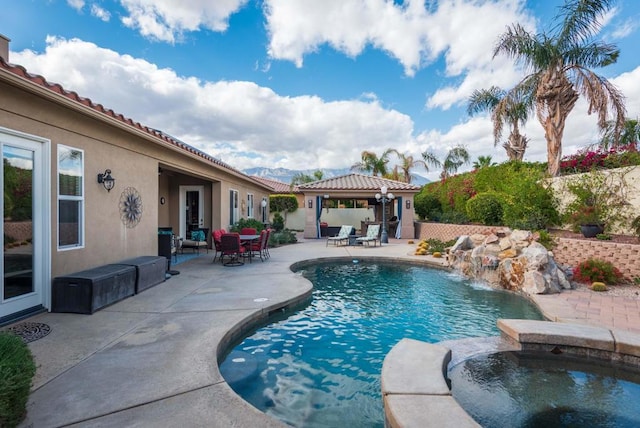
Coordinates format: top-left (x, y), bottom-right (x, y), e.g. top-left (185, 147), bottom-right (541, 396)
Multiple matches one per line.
top-left (297, 173), bottom-right (420, 192)
top-left (0, 57), bottom-right (268, 188)
top-left (250, 176), bottom-right (300, 193)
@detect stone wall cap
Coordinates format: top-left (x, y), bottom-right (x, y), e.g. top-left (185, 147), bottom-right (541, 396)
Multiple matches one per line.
top-left (381, 338), bottom-right (451, 395)
top-left (498, 319), bottom-right (615, 351)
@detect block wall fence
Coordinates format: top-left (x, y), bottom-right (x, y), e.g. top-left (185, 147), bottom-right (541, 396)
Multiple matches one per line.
top-left (415, 222), bottom-right (640, 280)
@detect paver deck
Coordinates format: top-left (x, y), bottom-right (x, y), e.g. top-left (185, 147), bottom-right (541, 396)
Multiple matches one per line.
top-left (4, 236), bottom-right (639, 427)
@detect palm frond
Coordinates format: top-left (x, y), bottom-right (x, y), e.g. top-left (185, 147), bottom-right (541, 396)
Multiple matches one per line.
top-left (557, 0), bottom-right (614, 47)
top-left (572, 66), bottom-right (626, 131)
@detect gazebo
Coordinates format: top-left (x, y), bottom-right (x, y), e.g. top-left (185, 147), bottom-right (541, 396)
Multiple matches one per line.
top-left (297, 173), bottom-right (421, 239)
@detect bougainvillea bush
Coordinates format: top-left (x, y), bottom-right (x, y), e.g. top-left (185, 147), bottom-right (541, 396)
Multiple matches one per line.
top-left (559, 144), bottom-right (640, 175)
top-left (572, 258), bottom-right (624, 284)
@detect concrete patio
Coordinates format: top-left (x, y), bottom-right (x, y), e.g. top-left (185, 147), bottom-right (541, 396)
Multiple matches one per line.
top-left (8, 236), bottom-right (640, 427)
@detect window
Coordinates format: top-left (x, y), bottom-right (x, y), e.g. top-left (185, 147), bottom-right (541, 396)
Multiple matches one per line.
top-left (229, 189), bottom-right (239, 226)
top-left (58, 145), bottom-right (84, 249)
top-left (247, 194), bottom-right (254, 218)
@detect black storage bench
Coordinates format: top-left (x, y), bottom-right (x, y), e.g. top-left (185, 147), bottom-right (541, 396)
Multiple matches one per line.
top-left (52, 264), bottom-right (136, 314)
top-left (115, 256), bottom-right (166, 294)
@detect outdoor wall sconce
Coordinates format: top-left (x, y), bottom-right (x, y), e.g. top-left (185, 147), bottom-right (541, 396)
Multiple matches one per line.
top-left (261, 198), bottom-right (268, 208)
top-left (308, 199), bottom-right (313, 209)
top-left (406, 199), bottom-right (411, 209)
top-left (97, 169), bottom-right (115, 192)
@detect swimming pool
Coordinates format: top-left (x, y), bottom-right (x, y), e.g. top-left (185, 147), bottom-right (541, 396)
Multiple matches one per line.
top-left (219, 260), bottom-right (544, 427)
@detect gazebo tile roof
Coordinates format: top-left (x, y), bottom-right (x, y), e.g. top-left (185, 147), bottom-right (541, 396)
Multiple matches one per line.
top-left (297, 173), bottom-right (420, 192)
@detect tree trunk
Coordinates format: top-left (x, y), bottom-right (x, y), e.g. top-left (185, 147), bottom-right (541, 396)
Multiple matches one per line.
top-left (536, 67), bottom-right (579, 176)
top-left (504, 123), bottom-right (527, 161)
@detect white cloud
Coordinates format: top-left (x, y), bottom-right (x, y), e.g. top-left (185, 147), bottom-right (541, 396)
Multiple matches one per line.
top-left (67, 0), bottom-right (85, 11)
top-left (11, 37), bottom-right (416, 171)
top-left (91, 5), bottom-right (111, 22)
top-left (118, 0), bottom-right (248, 42)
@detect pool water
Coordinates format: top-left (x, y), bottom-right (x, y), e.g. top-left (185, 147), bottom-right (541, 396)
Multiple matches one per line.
top-left (449, 351), bottom-right (640, 428)
top-left (219, 261), bottom-right (544, 427)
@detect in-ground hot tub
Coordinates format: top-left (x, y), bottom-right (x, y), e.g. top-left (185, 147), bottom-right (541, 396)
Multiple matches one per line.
top-left (449, 350), bottom-right (640, 427)
top-left (381, 319), bottom-right (640, 428)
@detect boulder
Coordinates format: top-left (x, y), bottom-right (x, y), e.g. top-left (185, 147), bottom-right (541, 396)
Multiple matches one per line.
top-left (449, 229), bottom-right (570, 296)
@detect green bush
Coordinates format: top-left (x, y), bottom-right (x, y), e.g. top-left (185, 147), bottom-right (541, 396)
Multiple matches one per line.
top-left (0, 332), bottom-right (36, 428)
top-left (268, 229), bottom-right (297, 247)
top-left (572, 258), bottom-right (623, 284)
top-left (475, 162), bottom-right (559, 230)
top-left (271, 212), bottom-right (285, 232)
top-left (424, 238), bottom-right (457, 254)
top-left (414, 193), bottom-right (442, 221)
top-left (466, 192), bottom-right (503, 225)
top-left (535, 229), bottom-right (556, 251)
top-left (418, 161), bottom-right (559, 230)
top-left (230, 218), bottom-right (265, 233)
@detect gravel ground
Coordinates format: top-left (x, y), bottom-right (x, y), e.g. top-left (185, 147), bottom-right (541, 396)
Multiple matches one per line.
top-left (572, 281), bottom-right (640, 300)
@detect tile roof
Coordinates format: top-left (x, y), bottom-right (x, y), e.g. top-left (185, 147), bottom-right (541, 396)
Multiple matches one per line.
top-left (250, 176), bottom-right (300, 193)
top-left (297, 173), bottom-right (421, 192)
top-left (0, 57), bottom-right (269, 189)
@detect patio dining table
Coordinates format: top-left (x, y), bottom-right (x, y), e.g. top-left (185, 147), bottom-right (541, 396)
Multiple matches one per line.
top-left (240, 234), bottom-right (260, 262)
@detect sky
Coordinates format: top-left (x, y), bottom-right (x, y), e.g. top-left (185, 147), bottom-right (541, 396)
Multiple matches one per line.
top-left (2, 0), bottom-right (640, 181)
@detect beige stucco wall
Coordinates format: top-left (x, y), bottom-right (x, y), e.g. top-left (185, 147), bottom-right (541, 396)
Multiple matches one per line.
top-left (549, 166), bottom-right (640, 235)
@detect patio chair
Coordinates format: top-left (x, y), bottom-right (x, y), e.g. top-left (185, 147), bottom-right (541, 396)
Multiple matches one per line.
top-left (240, 227), bottom-right (257, 235)
top-left (326, 225), bottom-right (353, 247)
top-left (356, 224), bottom-right (380, 247)
top-left (264, 228), bottom-right (272, 258)
top-left (220, 233), bottom-right (246, 266)
top-left (247, 229), bottom-right (268, 262)
top-left (212, 229), bottom-right (226, 262)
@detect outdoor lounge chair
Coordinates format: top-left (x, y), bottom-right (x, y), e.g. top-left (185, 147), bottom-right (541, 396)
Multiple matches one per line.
top-left (326, 225), bottom-right (353, 246)
top-left (356, 224), bottom-right (380, 247)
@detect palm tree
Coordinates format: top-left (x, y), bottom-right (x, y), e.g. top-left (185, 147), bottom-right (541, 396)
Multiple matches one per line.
top-left (290, 170), bottom-right (324, 189)
top-left (422, 145), bottom-right (470, 180)
top-left (472, 155), bottom-right (496, 169)
top-left (351, 150), bottom-right (393, 176)
top-left (599, 118), bottom-right (640, 150)
top-left (388, 150), bottom-right (429, 183)
top-left (494, 0), bottom-right (626, 176)
top-left (467, 86), bottom-right (532, 161)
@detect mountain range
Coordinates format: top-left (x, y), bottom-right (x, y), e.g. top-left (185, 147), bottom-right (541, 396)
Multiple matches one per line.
top-left (243, 167), bottom-right (431, 186)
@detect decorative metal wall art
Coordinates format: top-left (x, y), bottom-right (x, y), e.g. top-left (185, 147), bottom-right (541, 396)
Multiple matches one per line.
top-left (119, 187), bottom-right (143, 228)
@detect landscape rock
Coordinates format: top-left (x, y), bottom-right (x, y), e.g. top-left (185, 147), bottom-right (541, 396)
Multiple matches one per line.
top-left (448, 228), bottom-right (570, 296)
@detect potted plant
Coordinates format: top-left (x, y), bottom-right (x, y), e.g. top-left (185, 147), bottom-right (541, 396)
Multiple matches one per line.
top-left (561, 169), bottom-right (634, 237)
top-left (568, 205), bottom-right (604, 237)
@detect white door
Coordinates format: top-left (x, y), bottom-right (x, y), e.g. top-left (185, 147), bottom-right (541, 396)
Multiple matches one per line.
top-left (1, 128), bottom-right (50, 321)
top-left (179, 185), bottom-right (204, 239)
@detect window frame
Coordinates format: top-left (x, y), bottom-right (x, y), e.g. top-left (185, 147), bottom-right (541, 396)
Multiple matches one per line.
top-left (57, 144), bottom-right (85, 250)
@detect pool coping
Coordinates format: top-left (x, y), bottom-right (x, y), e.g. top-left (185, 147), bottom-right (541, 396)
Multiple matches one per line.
top-left (381, 319), bottom-right (640, 428)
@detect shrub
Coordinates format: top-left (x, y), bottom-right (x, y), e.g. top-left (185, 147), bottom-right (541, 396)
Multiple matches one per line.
top-left (0, 332), bottom-right (36, 428)
top-left (414, 193), bottom-right (442, 221)
top-left (271, 212), bottom-right (285, 232)
top-left (535, 229), bottom-right (555, 251)
top-left (268, 229), bottom-right (297, 247)
top-left (424, 238), bottom-right (457, 254)
top-left (466, 192), bottom-right (503, 225)
top-left (572, 258), bottom-right (623, 284)
top-left (230, 218), bottom-right (265, 233)
top-left (596, 233), bottom-right (612, 240)
top-left (591, 282), bottom-right (608, 292)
